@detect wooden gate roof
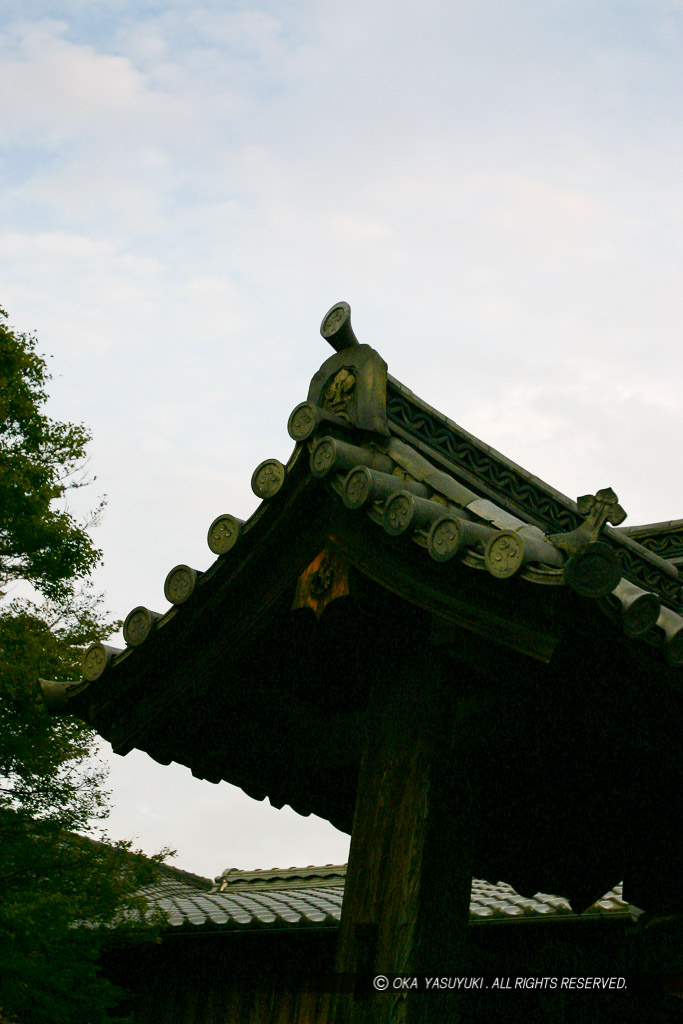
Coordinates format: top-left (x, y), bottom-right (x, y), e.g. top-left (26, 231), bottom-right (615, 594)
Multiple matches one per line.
top-left (43, 302), bottom-right (683, 913)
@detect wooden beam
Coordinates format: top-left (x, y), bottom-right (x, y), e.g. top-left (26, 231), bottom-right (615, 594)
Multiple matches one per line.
top-left (327, 508), bottom-right (560, 662)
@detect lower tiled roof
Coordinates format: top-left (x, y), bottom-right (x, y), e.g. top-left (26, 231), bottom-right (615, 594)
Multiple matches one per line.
top-left (140, 865), bottom-right (641, 932)
top-left (468, 879), bottom-right (634, 922)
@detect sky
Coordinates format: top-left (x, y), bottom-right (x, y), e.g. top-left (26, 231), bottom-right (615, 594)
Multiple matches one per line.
top-left (1, 0), bottom-right (682, 879)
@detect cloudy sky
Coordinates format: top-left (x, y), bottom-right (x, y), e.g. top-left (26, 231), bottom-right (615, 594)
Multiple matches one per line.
top-left (2, 0), bottom-right (682, 879)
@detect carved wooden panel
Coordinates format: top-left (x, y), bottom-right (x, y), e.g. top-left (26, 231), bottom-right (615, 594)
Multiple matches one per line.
top-left (292, 548), bottom-right (350, 619)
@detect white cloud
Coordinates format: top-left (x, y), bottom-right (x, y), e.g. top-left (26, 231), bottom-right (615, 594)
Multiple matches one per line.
top-left (2, 0), bottom-right (683, 871)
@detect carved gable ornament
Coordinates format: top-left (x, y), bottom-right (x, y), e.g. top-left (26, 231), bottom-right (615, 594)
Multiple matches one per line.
top-left (550, 487), bottom-right (627, 554)
top-left (549, 487), bottom-right (628, 598)
top-left (306, 302), bottom-right (389, 436)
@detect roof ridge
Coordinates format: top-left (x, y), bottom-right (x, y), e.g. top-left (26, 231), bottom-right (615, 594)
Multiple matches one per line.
top-left (158, 862), bottom-right (214, 890)
top-left (215, 864), bottom-right (347, 887)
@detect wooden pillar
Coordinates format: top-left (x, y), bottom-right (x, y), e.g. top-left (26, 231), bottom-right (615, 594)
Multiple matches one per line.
top-left (331, 643), bottom-right (475, 1024)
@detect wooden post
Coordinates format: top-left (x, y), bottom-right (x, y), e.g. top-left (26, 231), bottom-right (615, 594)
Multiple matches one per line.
top-left (331, 644), bottom-right (474, 1024)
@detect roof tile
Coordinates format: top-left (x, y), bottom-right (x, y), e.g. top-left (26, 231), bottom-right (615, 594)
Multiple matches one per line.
top-left (140, 867), bottom-right (641, 932)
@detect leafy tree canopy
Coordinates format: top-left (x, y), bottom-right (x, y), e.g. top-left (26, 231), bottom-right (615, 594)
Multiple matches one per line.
top-left (0, 307), bottom-right (104, 600)
top-left (0, 310), bottom-right (171, 1023)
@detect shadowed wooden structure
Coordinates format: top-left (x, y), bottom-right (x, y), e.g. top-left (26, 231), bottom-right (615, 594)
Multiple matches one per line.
top-left (44, 303), bottom-right (683, 1021)
top-left (103, 864), bottom-right (681, 1024)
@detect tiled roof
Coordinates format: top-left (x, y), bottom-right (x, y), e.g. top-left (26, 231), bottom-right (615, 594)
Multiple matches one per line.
top-left (72, 305), bottom-right (683, 697)
top-left (41, 304), bottom-right (683, 917)
top-left (141, 866), bottom-right (344, 931)
top-left (216, 864), bottom-right (348, 892)
top-left (620, 519), bottom-right (683, 571)
top-left (467, 879), bottom-right (637, 923)
top-left (141, 865), bottom-right (641, 932)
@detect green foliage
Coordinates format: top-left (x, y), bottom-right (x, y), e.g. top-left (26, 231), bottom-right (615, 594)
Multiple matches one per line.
top-left (0, 307), bottom-right (103, 600)
top-left (0, 311), bottom-right (171, 1022)
top-left (0, 593), bottom-right (172, 1024)
top-left (0, 589), bottom-right (117, 830)
top-left (0, 826), bottom-right (168, 1024)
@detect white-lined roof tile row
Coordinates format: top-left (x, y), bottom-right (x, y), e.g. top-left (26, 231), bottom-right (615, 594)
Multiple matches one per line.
top-left (141, 869), bottom-right (641, 932)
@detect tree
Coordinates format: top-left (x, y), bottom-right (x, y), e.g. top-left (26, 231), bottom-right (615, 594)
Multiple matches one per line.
top-left (0, 309), bottom-right (169, 1023)
top-left (0, 306), bottom-right (103, 600)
